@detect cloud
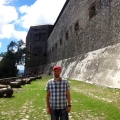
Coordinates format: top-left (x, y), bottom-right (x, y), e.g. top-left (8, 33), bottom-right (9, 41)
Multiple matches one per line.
top-left (0, 0), bottom-right (18, 34)
top-left (0, 5), bottom-right (18, 23)
top-left (0, 0), bottom-right (27, 42)
top-left (0, 42), bottom-right (2, 48)
top-left (17, 65), bottom-right (24, 70)
top-left (19, 0), bottom-right (66, 29)
top-left (0, 57), bottom-right (3, 61)
top-left (0, 0), bottom-right (66, 42)
top-left (0, 0), bottom-right (8, 5)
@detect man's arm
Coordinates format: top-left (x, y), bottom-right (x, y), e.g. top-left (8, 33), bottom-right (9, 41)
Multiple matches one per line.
top-left (66, 90), bottom-right (71, 113)
top-left (66, 90), bottom-right (71, 105)
top-left (46, 91), bottom-right (50, 114)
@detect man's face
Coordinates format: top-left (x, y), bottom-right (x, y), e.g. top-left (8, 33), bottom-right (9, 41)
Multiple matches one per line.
top-left (53, 69), bottom-right (61, 78)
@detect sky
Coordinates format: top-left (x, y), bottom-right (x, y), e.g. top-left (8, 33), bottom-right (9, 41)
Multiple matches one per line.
top-left (0, 0), bottom-right (66, 70)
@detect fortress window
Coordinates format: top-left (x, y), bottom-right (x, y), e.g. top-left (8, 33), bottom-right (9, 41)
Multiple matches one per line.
top-left (39, 33), bottom-right (42, 38)
top-left (89, 2), bottom-right (96, 20)
top-left (35, 54), bottom-right (38, 57)
top-left (60, 38), bottom-right (62, 46)
top-left (74, 20), bottom-right (79, 31)
top-left (35, 38), bottom-right (38, 42)
top-left (65, 31), bottom-right (69, 40)
top-left (43, 33), bottom-right (46, 36)
top-left (43, 53), bottom-right (47, 56)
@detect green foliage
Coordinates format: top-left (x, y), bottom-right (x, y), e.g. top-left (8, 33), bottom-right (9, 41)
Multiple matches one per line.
top-left (0, 40), bottom-right (26, 78)
top-left (0, 51), bottom-right (18, 78)
top-left (0, 52), bottom-right (6, 57)
top-left (7, 40), bottom-right (26, 65)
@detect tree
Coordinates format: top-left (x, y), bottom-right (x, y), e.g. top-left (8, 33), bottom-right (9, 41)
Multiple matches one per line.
top-left (0, 51), bottom-right (18, 78)
top-left (0, 40), bottom-right (26, 78)
top-left (7, 39), bottom-right (26, 65)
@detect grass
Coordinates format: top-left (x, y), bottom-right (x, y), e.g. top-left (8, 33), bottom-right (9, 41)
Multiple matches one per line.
top-left (0, 76), bottom-right (120, 120)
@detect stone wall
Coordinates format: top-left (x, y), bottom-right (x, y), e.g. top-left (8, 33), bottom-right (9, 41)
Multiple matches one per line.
top-left (25, 25), bottom-right (53, 73)
top-left (45, 43), bottom-right (120, 89)
top-left (47, 0), bottom-right (120, 63)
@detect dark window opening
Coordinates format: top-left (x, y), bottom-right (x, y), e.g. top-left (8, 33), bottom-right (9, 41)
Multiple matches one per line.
top-left (65, 31), bottom-right (69, 40)
top-left (89, 3), bottom-right (96, 20)
top-left (43, 53), bottom-right (47, 56)
top-left (60, 38), bottom-right (62, 46)
top-left (43, 33), bottom-right (46, 36)
top-left (39, 33), bottom-right (42, 38)
top-left (42, 38), bottom-right (46, 42)
top-left (35, 54), bottom-right (38, 57)
top-left (74, 21), bottom-right (79, 31)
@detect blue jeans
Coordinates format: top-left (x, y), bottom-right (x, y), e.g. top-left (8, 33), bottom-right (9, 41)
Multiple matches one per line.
top-left (50, 108), bottom-right (68, 120)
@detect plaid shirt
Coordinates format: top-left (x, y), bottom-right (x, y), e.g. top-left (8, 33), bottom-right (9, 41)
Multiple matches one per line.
top-left (45, 78), bottom-right (70, 109)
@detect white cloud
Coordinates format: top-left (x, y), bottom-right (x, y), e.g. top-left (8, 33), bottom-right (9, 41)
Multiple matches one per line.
top-left (0, 57), bottom-right (3, 61)
top-left (17, 65), bottom-right (24, 70)
top-left (0, 42), bottom-right (2, 48)
top-left (0, 5), bottom-right (18, 23)
top-left (1, 24), bottom-right (14, 39)
top-left (19, 0), bottom-right (66, 29)
top-left (0, 0), bottom-right (18, 34)
top-left (0, 0), bottom-right (66, 42)
top-left (13, 30), bottom-right (27, 42)
top-left (0, 0), bottom-right (8, 5)
top-left (0, 23), bottom-right (27, 42)
top-left (0, 0), bottom-right (27, 42)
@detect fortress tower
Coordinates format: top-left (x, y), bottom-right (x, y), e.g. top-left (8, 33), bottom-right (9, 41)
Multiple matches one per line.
top-left (25, 25), bottom-right (53, 73)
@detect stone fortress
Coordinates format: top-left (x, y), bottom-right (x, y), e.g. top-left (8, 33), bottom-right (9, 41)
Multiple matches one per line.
top-left (25, 0), bottom-right (120, 88)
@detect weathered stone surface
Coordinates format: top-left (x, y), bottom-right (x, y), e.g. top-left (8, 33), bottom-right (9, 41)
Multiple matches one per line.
top-left (45, 43), bottom-right (120, 89)
top-left (25, 25), bottom-right (53, 72)
top-left (47, 0), bottom-right (120, 63)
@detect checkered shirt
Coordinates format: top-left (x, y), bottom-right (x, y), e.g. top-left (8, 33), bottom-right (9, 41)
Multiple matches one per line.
top-left (45, 78), bottom-right (70, 109)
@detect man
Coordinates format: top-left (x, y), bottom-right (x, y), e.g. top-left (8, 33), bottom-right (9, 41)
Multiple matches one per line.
top-left (45, 65), bottom-right (71, 120)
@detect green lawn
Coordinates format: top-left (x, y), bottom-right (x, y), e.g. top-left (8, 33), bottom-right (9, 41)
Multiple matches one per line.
top-left (0, 76), bottom-right (120, 120)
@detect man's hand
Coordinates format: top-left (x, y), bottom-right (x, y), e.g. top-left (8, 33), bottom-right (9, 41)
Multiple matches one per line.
top-left (46, 107), bottom-right (51, 114)
top-left (66, 107), bottom-right (71, 113)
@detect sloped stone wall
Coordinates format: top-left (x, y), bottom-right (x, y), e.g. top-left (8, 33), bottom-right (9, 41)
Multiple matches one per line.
top-left (45, 43), bottom-right (120, 89)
